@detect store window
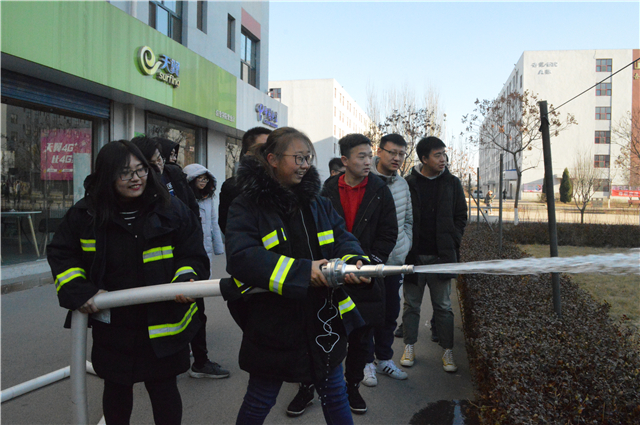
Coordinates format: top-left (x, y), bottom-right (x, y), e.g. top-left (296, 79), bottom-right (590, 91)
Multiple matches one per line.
top-left (1, 102), bottom-right (97, 265)
top-left (149, 1), bottom-right (182, 44)
top-left (225, 136), bottom-right (242, 179)
top-left (240, 29), bottom-right (258, 88)
top-left (146, 113), bottom-right (202, 167)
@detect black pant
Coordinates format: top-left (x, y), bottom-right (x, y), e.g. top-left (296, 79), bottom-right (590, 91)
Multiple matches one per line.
top-left (190, 297), bottom-right (209, 367)
top-left (344, 325), bottom-right (373, 385)
top-left (102, 377), bottom-right (181, 425)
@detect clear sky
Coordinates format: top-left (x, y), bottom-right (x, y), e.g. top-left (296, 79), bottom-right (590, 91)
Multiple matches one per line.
top-left (268, 1), bottom-right (639, 145)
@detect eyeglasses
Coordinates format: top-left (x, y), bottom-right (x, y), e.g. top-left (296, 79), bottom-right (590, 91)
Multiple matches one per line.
top-left (196, 176), bottom-right (209, 183)
top-left (379, 147), bottom-right (407, 159)
top-left (119, 166), bottom-right (149, 181)
top-left (282, 154), bottom-right (314, 165)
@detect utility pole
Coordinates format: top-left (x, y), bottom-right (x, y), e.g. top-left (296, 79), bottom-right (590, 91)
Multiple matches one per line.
top-left (539, 100), bottom-right (561, 318)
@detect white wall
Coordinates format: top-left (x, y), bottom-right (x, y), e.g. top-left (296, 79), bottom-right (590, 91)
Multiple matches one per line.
top-left (235, 81), bottom-right (288, 131)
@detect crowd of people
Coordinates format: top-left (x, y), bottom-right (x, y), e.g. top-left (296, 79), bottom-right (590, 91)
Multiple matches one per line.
top-left (48, 126), bottom-right (467, 425)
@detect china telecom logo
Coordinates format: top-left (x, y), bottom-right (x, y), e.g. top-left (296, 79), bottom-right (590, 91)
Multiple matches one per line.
top-left (138, 46), bottom-right (180, 88)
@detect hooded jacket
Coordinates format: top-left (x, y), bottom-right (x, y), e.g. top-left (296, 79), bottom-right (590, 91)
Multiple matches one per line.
top-left (370, 156), bottom-right (413, 265)
top-left (162, 163), bottom-right (200, 219)
top-left (183, 163), bottom-right (224, 257)
top-left (158, 138), bottom-right (180, 165)
top-left (224, 155), bottom-right (369, 383)
top-left (321, 172), bottom-right (398, 325)
top-left (48, 194), bottom-right (209, 383)
top-left (405, 164), bottom-right (467, 277)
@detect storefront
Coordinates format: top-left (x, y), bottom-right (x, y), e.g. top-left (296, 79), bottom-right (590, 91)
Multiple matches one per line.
top-left (1, 1), bottom-right (286, 275)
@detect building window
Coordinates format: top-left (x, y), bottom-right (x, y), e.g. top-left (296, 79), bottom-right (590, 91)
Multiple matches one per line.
top-left (594, 155), bottom-right (610, 168)
top-left (595, 107), bottom-right (611, 120)
top-left (240, 29), bottom-right (258, 88)
top-left (227, 15), bottom-right (235, 51)
top-left (595, 82), bottom-right (611, 96)
top-left (196, 1), bottom-right (206, 33)
top-left (149, 1), bottom-right (182, 44)
top-left (595, 179), bottom-right (610, 192)
top-left (268, 88), bottom-right (281, 100)
top-left (594, 131), bottom-right (610, 144)
top-left (596, 59), bottom-right (612, 72)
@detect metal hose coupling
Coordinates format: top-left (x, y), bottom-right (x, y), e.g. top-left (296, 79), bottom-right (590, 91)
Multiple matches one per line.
top-left (321, 259), bottom-right (414, 288)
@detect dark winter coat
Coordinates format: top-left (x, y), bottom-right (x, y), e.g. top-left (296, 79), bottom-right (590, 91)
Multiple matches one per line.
top-left (48, 195), bottom-right (210, 384)
top-left (218, 175), bottom-right (240, 235)
top-left (163, 163), bottom-right (200, 218)
top-left (224, 155), bottom-right (369, 383)
top-left (405, 165), bottom-right (467, 279)
top-left (321, 173), bottom-right (398, 326)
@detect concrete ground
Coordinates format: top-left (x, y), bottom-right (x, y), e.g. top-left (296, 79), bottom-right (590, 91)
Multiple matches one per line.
top-left (1, 254), bottom-right (475, 425)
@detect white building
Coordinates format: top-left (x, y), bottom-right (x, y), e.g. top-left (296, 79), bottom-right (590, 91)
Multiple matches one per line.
top-left (479, 49), bottom-right (639, 201)
top-left (1, 1), bottom-right (286, 284)
top-left (268, 79), bottom-right (372, 180)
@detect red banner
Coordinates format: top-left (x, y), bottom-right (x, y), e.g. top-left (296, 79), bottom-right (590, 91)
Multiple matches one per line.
top-left (40, 128), bottom-right (91, 180)
top-left (611, 186), bottom-right (640, 197)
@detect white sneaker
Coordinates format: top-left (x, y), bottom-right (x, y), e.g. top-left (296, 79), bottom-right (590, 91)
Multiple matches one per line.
top-left (361, 362), bottom-right (378, 387)
top-left (442, 349), bottom-right (458, 373)
top-left (400, 344), bottom-right (414, 367)
top-left (376, 359), bottom-right (408, 380)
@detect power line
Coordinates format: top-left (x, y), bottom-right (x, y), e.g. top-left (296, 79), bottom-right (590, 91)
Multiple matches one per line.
top-left (549, 58), bottom-right (640, 114)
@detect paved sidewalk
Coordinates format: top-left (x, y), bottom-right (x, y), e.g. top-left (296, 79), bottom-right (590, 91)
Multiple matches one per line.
top-left (1, 254), bottom-right (476, 424)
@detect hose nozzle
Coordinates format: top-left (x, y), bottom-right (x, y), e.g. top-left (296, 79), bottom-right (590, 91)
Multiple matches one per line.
top-left (321, 259), bottom-right (414, 287)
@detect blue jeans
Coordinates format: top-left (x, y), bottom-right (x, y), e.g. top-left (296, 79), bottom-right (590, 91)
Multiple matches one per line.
top-left (366, 274), bottom-right (403, 363)
top-left (236, 364), bottom-right (353, 425)
top-left (402, 255), bottom-right (454, 349)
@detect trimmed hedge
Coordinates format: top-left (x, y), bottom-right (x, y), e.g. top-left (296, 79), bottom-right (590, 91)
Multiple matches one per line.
top-left (502, 222), bottom-right (640, 248)
top-left (459, 224), bottom-right (640, 424)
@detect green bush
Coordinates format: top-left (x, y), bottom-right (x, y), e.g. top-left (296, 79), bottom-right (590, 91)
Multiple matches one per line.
top-left (502, 222), bottom-right (640, 248)
top-left (560, 168), bottom-right (573, 203)
top-left (458, 225), bottom-right (640, 424)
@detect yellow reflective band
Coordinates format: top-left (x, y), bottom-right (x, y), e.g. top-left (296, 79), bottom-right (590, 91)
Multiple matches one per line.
top-left (269, 256), bottom-right (294, 295)
top-left (148, 302), bottom-right (198, 339)
top-left (342, 254), bottom-right (356, 262)
top-left (234, 277), bottom-right (253, 294)
top-left (317, 230), bottom-right (334, 246)
top-left (55, 267), bottom-right (86, 292)
top-left (80, 239), bottom-right (96, 252)
top-left (171, 266), bottom-right (196, 282)
top-left (143, 246), bottom-right (174, 263)
top-left (262, 230), bottom-right (279, 250)
top-left (281, 228), bottom-right (287, 241)
top-left (338, 296), bottom-right (356, 318)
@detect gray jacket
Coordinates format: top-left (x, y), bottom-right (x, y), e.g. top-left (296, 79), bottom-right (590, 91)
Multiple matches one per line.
top-left (371, 157), bottom-right (413, 265)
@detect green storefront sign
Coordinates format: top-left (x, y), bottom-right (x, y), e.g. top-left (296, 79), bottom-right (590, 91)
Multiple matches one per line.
top-left (1, 1), bottom-right (236, 127)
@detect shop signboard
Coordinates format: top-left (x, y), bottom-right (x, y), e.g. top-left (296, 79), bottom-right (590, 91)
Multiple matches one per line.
top-left (40, 128), bottom-right (92, 180)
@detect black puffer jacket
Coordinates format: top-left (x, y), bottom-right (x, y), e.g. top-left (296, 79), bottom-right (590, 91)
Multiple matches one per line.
top-left (321, 173), bottom-right (398, 326)
top-left (163, 163), bottom-right (199, 218)
top-left (405, 165), bottom-right (467, 278)
top-left (225, 156), bottom-right (369, 383)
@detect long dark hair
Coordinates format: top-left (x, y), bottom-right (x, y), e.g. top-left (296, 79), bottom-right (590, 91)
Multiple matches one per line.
top-left (188, 174), bottom-right (216, 200)
top-left (251, 127), bottom-right (316, 183)
top-left (85, 140), bottom-right (170, 227)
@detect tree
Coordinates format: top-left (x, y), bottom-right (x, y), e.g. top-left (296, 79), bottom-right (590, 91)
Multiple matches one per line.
top-left (560, 168), bottom-right (573, 203)
top-left (612, 108), bottom-right (640, 186)
top-left (571, 151), bottom-right (602, 224)
top-left (446, 135), bottom-right (476, 184)
top-left (462, 90), bottom-right (577, 223)
top-left (366, 83), bottom-right (445, 177)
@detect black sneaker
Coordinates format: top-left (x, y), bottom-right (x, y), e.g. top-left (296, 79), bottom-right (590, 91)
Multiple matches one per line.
top-left (189, 360), bottom-right (230, 379)
top-left (347, 382), bottom-right (367, 414)
top-left (286, 383), bottom-right (315, 417)
top-left (394, 323), bottom-right (403, 338)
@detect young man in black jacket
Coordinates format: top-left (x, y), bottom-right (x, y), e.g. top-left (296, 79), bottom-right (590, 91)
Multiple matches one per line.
top-left (286, 133), bottom-right (397, 416)
top-left (400, 136), bottom-right (467, 373)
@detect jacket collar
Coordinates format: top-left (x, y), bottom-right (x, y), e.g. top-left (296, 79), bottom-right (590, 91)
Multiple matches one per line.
top-left (371, 156), bottom-right (399, 183)
top-left (412, 163), bottom-right (449, 180)
top-left (236, 155), bottom-right (321, 216)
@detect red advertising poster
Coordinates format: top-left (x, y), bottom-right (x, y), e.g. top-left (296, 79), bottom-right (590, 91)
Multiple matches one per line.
top-left (611, 186), bottom-right (640, 197)
top-left (40, 128), bottom-right (92, 180)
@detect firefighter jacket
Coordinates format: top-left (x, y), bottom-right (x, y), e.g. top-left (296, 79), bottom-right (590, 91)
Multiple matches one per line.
top-left (224, 155), bottom-right (369, 383)
top-left (48, 194), bottom-right (210, 377)
top-left (321, 172), bottom-right (398, 326)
